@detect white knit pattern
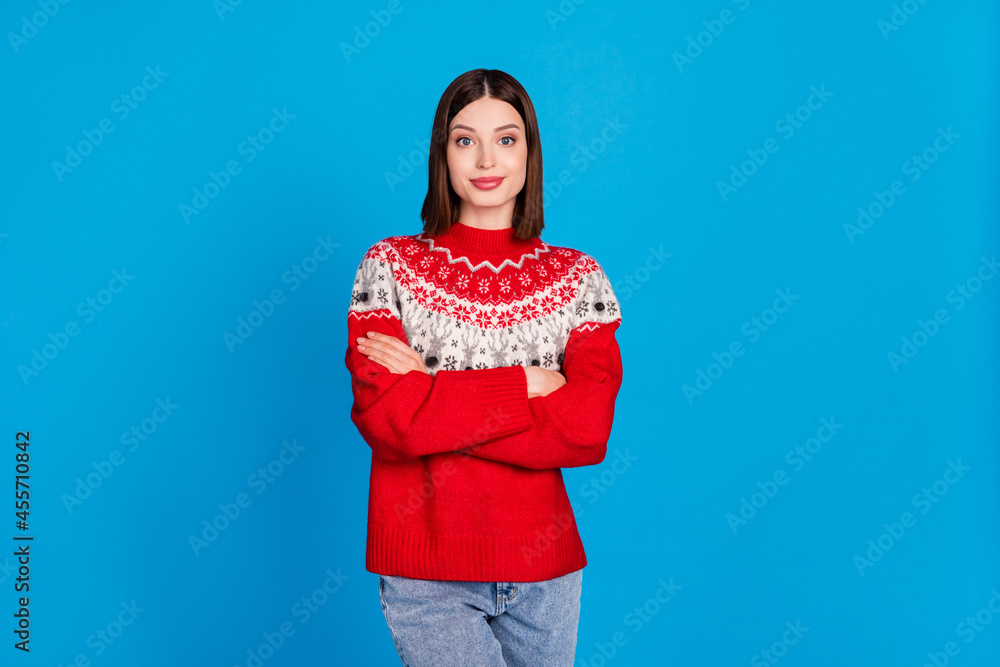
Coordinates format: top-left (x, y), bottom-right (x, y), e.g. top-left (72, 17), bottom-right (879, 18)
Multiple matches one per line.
top-left (350, 237), bottom-right (621, 376)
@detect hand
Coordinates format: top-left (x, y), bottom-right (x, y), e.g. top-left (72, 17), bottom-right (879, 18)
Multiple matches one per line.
top-left (355, 332), bottom-right (428, 375)
top-left (524, 366), bottom-right (567, 399)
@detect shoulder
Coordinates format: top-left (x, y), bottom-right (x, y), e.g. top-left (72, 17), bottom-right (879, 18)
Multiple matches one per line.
top-left (357, 231), bottom-right (426, 265)
top-left (542, 241), bottom-right (609, 284)
top-left (544, 242), bottom-right (621, 323)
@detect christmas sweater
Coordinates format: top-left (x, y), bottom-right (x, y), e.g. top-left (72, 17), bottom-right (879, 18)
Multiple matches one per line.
top-left (344, 221), bottom-right (624, 582)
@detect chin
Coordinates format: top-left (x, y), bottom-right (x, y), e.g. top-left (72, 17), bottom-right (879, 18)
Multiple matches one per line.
top-left (467, 188), bottom-right (509, 205)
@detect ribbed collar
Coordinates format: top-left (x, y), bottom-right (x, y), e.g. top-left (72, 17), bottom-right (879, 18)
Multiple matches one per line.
top-left (432, 221), bottom-right (539, 256)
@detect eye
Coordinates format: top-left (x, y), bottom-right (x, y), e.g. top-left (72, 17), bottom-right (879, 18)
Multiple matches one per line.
top-left (456, 137), bottom-right (473, 147)
top-left (500, 136), bottom-right (516, 146)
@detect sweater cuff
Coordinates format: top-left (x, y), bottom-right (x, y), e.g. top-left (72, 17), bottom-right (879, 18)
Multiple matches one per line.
top-left (464, 366), bottom-right (532, 441)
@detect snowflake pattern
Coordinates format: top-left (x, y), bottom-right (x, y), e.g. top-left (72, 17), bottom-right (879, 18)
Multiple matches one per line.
top-left (349, 236), bottom-right (621, 376)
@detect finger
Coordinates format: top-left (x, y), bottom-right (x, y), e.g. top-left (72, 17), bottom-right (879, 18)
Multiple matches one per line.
top-left (362, 348), bottom-right (404, 374)
top-left (364, 331), bottom-right (419, 356)
top-left (359, 333), bottom-right (420, 365)
top-left (359, 339), bottom-right (413, 369)
top-left (357, 340), bottom-right (413, 374)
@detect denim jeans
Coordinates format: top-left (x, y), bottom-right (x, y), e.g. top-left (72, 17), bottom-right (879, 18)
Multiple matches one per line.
top-left (378, 568), bottom-right (583, 666)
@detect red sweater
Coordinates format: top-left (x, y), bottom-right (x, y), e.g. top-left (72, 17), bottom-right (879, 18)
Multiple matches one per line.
top-left (344, 221), bottom-right (624, 581)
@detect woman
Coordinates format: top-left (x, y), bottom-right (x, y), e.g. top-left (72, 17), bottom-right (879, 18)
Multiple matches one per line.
top-left (345, 68), bottom-right (624, 666)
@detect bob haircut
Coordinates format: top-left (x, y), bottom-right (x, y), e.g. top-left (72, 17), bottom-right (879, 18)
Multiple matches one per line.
top-left (420, 69), bottom-right (544, 241)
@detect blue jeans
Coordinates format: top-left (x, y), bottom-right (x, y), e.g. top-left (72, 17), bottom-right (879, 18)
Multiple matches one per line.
top-left (378, 568), bottom-right (583, 666)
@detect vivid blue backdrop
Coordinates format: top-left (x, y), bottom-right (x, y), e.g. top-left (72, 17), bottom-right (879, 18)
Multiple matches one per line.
top-left (2, 1), bottom-right (998, 665)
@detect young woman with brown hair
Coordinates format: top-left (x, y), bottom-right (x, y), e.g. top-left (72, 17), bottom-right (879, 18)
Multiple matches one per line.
top-left (345, 68), bottom-right (624, 666)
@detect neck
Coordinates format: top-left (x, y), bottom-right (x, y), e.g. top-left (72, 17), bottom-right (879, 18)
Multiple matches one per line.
top-left (455, 200), bottom-right (517, 231)
top-left (433, 220), bottom-right (536, 255)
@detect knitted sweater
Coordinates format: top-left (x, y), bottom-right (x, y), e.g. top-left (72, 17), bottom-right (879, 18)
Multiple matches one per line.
top-left (344, 221), bottom-right (624, 582)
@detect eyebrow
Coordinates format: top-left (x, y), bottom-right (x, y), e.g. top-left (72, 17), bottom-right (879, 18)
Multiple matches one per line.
top-left (450, 123), bottom-right (521, 135)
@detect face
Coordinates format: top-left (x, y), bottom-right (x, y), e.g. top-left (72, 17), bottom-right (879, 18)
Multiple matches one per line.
top-left (446, 96), bottom-right (528, 222)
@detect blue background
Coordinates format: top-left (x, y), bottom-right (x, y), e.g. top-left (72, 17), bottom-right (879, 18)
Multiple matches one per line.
top-left (2, 1), bottom-right (998, 665)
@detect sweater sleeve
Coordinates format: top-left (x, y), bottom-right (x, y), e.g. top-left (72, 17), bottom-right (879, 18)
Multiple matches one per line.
top-left (345, 242), bottom-right (534, 462)
top-left (452, 260), bottom-right (624, 470)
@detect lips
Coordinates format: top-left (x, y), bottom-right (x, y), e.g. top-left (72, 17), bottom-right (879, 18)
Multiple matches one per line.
top-left (470, 176), bottom-right (504, 190)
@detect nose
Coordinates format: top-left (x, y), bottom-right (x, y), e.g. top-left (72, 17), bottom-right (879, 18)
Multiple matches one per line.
top-left (477, 143), bottom-right (495, 169)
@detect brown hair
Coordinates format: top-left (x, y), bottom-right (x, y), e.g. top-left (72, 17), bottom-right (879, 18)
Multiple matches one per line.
top-left (420, 69), bottom-right (544, 240)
